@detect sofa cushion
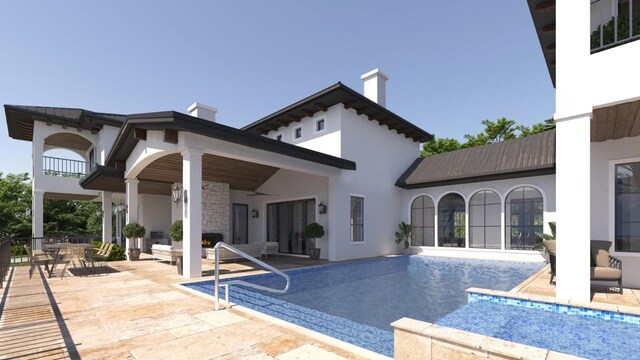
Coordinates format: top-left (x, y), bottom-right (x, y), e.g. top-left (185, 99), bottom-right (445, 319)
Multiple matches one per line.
top-left (590, 266), bottom-right (622, 281)
top-left (152, 244), bottom-right (173, 251)
top-left (590, 240), bottom-right (612, 268)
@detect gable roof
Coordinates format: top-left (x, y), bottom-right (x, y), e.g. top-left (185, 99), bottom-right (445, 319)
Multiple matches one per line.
top-left (396, 129), bottom-right (556, 189)
top-left (4, 105), bottom-right (126, 141)
top-left (242, 82), bottom-right (433, 143)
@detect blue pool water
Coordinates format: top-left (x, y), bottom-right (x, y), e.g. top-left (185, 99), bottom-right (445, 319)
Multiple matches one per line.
top-left (438, 301), bottom-right (640, 360)
top-left (182, 256), bottom-right (543, 356)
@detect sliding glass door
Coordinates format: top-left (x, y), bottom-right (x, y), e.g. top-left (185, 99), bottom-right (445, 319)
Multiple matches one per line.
top-left (267, 199), bottom-right (315, 255)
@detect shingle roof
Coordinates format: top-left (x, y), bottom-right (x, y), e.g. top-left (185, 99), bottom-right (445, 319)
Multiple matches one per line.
top-left (396, 129), bottom-right (556, 189)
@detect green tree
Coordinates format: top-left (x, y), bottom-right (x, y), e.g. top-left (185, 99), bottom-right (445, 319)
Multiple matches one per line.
top-left (517, 118), bottom-right (555, 137)
top-left (0, 172), bottom-right (32, 237)
top-left (463, 117), bottom-right (518, 147)
top-left (420, 138), bottom-right (462, 157)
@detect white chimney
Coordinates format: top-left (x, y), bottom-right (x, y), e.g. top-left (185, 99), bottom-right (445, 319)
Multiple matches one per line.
top-left (360, 68), bottom-right (389, 107)
top-left (187, 102), bottom-right (217, 122)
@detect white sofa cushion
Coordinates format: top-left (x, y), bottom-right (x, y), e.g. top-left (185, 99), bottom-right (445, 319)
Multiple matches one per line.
top-left (152, 244), bottom-right (173, 251)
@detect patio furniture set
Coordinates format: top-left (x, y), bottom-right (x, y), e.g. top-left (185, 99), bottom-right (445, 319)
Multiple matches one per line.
top-left (151, 241), bottom-right (280, 264)
top-left (545, 240), bottom-right (623, 293)
top-left (26, 242), bottom-right (112, 279)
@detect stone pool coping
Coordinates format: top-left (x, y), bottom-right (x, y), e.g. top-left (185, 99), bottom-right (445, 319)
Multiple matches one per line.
top-left (391, 317), bottom-right (583, 360)
top-left (174, 282), bottom-right (391, 360)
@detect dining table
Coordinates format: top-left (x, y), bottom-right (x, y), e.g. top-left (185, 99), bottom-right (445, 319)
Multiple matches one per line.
top-left (43, 243), bottom-right (96, 278)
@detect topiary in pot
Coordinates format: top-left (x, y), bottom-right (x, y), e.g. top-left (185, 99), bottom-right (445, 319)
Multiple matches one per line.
top-left (168, 220), bottom-right (183, 242)
top-left (122, 222), bottom-right (146, 260)
top-left (304, 222), bottom-right (325, 260)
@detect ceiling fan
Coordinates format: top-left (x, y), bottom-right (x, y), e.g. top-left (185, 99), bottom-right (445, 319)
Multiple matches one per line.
top-left (247, 175), bottom-right (279, 197)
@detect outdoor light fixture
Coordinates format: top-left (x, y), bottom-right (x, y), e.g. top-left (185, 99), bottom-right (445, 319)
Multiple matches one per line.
top-left (116, 202), bottom-right (127, 213)
top-left (172, 184), bottom-right (182, 204)
top-left (24, 208), bottom-right (32, 219)
top-left (183, 189), bottom-right (188, 204)
top-left (251, 209), bottom-right (259, 218)
top-left (318, 202), bottom-right (327, 214)
top-left (96, 208), bottom-right (103, 217)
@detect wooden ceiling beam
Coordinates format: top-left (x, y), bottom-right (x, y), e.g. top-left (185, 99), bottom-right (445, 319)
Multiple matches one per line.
top-left (288, 114), bottom-right (302, 122)
top-left (546, 43), bottom-right (556, 51)
top-left (535, 0), bottom-right (555, 11)
top-left (356, 107), bottom-right (369, 116)
top-left (134, 128), bottom-right (147, 141)
top-left (541, 22), bottom-right (555, 33)
top-left (342, 100), bottom-right (357, 109)
top-left (163, 129), bottom-right (178, 144)
top-left (315, 102), bottom-right (328, 112)
top-left (300, 108), bottom-right (315, 117)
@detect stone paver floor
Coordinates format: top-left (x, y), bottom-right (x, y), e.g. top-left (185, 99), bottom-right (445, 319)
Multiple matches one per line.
top-left (0, 255), bottom-right (373, 360)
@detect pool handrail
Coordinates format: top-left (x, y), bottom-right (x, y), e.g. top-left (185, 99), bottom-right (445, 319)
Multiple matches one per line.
top-left (213, 242), bottom-right (290, 311)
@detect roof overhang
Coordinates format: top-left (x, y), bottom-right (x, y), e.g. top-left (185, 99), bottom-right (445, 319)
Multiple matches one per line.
top-left (241, 83), bottom-right (433, 143)
top-left (396, 166), bottom-right (556, 189)
top-left (527, 0), bottom-right (556, 87)
top-left (592, 98), bottom-right (640, 142)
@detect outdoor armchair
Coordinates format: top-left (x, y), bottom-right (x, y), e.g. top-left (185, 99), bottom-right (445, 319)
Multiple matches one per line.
top-left (590, 240), bottom-right (623, 293)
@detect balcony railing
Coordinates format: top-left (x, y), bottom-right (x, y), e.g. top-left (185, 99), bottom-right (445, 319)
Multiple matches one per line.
top-left (43, 156), bottom-right (91, 178)
top-left (591, 0), bottom-right (640, 53)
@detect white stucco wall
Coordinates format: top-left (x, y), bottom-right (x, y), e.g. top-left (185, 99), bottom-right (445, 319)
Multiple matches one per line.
top-left (400, 175), bottom-right (556, 263)
top-left (139, 194), bottom-right (171, 236)
top-left (591, 136), bottom-right (640, 288)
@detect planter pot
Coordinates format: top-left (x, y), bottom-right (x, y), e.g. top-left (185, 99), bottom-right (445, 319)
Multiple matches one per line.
top-left (308, 248), bottom-right (321, 260)
top-left (403, 248), bottom-right (411, 256)
top-left (128, 248), bottom-right (141, 261)
top-left (176, 255), bottom-right (183, 275)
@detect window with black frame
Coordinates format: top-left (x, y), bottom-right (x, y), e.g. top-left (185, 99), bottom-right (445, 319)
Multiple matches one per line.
top-left (350, 196), bottom-right (364, 242)
top-left (438, 193), bottom-right (466, 247)
top-left (615, 161), bottom-right (640, 252)
top-left (469, 190), bottom-right (501, 249)
top-left (505, 187), bottom-right (543, 250)
top-left (411, 195), bottom-right (435, 246)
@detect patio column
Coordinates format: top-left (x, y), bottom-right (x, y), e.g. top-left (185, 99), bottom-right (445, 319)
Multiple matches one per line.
top-left (125, 178), bottom-right (139, 259)
top-left (32, 189), bottom-right (44, 251)
top-left (101, 191), bottom-right (112, 244)
top-left (182, 148), bottom-right (203, 278)
top-left (555, 114), bottom-right (591, 302)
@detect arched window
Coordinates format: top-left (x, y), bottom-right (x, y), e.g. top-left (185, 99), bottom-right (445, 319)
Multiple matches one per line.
top-left (438, 193), bottom-right (466, 247)
top-left (469, 190), bottom-right (501, 249)
top-left (505, 186), bottom-right (544, 250)
top-left (411, 195), bottom-right (435, 246)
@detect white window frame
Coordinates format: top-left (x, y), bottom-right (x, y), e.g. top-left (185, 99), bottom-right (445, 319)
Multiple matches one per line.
top-left (294, 126), bottom-right (302, 140)
top-left (350, 194), bottom-right (365, 244)
top-left (315, 118), bottom-right (326, 133)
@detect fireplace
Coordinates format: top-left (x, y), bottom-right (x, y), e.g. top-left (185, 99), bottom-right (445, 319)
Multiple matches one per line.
top-left (202, 233), bottom-right (224, 249)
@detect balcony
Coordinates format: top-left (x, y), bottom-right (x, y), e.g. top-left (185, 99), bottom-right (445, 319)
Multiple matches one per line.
top-left (591, 0), bottom-right (640, 53)
top-left (43, 156), bottom-right (91, 179)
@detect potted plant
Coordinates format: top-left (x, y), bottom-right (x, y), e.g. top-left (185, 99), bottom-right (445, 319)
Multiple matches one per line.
top-left (123, 222), bottom-right (146, 261)
top-left (534, 221), bottom-right (556, 261)
top-left (168, 220), bottom-right (183, 275)
top-left (304, 222), bottom-right (324, 260)
top-left (395, 222), bottom-right (413, 255)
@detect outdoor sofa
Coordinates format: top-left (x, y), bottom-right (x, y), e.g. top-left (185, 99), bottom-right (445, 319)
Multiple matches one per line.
top-left (205, 242), bottom-right (279, 262)
top-left (151, 243), bottom-right (182, 265)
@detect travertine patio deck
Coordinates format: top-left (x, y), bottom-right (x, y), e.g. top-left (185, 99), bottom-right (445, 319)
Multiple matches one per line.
top-left (0, 255), bottom-right (377, 360)
top-left (514, 264), bottom-right (640, 308)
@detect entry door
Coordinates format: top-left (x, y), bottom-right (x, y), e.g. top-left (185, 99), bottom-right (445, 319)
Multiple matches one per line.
top-left (232, 204), bottom-right (248, 245)
top-left (267, 199), bottom-right (315, 255)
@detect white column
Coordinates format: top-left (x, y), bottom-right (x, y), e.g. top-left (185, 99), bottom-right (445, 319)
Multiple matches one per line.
top-left (555, 114), bottom-right (591, 302)
top-left (182, 148), bottom-right (203, 278)
top-left (32, 189), bottom-right (44, 251)
top-left (101, 191), bottom-right (112, 244)
top-left (125, 178), bottom-right (139, 259)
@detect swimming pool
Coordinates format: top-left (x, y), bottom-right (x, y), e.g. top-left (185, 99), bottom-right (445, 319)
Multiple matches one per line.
top-left (182, 256), bottom-right (543, 356)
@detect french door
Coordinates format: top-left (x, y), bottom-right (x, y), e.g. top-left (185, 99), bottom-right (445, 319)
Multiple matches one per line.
top-left (266, 199), bottom-right (315, 255)
top-left (232, 204), bottom-right (248, 245)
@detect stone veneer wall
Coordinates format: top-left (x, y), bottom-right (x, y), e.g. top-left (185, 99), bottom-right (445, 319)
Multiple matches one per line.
top-left (202, 181), bottom-right (230, 242)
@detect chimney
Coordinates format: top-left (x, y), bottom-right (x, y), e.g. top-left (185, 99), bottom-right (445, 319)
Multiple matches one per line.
top-left (187, 102), bottom-right (217, 122)
top-left (360, 68), bottom-right (389, 107)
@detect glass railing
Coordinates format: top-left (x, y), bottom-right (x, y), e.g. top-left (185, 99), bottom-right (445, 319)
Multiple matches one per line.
top-left (591, 0), bottom-right (640, 52)
top-left (43, 156), bottom-right (92, 178)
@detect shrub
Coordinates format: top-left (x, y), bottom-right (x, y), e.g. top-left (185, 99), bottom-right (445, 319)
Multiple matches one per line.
top-left (123, 223), bottom-right (146, 239)
top-left (304, 223), bottom-right (325, 239)
top-left (168, 220), bottom-right (183, 242)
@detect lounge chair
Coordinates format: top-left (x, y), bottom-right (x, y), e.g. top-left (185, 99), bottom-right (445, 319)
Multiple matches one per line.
top-left (543, 240), bottom-right (556, 284)
top-left (590, 240), bottom-right (623, 293)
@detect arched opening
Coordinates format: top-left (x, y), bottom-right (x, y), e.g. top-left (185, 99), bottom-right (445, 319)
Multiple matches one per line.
top-left (505, 186), bottom-right (544, 250)
top-left (469, 190), bottom-right (501, 249)
top-left (411, 195), bottom-right (435, 246)
top-left (438, 193), bottom-right (465, 247)
top-left (43, 133), bottom-right (95, 178)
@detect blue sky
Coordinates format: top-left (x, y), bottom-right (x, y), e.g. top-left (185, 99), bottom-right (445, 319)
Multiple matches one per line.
top-left (0, 1), bottom-right (554, 176)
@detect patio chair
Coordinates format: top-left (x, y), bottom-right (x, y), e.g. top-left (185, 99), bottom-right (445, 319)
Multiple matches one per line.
top-left (85, 243), bottom-right (113, 273)
top-left (25, 244), bottom-right (55, 279)
top-left (543, 240), bottom-right (556, 284)
top-left (591, 240), bottom-right (623, 293)
top-left (92, 242), bottom-right (108, 255)
top-left (261, 242), bottom-right (279, 259)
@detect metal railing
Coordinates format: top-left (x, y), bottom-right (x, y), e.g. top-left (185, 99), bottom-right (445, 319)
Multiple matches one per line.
top-left (213, 242), bottom-right (290, 311)
top-left (43, 156), bottom-right (91, 178)
top-left (591, 0), bottom-right (640, 52)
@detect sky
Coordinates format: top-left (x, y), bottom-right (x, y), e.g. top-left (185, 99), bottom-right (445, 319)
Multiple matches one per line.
top-left (0, 1), bottom-right (554, 176)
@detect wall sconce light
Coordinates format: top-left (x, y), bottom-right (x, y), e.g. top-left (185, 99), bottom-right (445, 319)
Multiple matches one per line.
top-left (172, 185), bottom-right (182, 204)
top-left (251, 209), bottom-right (259, 218)
top-left (116, 202), bottom-right (127, 213)
top-left (24, 208), bottom-right (32, 219)
top-left (96, 208), bottom-right (104, 217)
top-left (318, 202), bottom-right (327, 214)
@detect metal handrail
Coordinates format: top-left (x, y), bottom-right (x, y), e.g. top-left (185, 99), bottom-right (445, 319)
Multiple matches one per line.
top-left (213, 242), bottom-right (290, 311)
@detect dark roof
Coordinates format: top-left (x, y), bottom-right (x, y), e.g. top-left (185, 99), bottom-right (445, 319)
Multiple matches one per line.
top-left (105, 111), bottom-right (356, 171)
top-left (527, 0), bottom-right (556, 87)
top-left (242, 82), bottom-right (433, 143)
top-left (4, 105), bottom-right (126, 141)
top-left (396, 129), bottom-right (556, 189)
